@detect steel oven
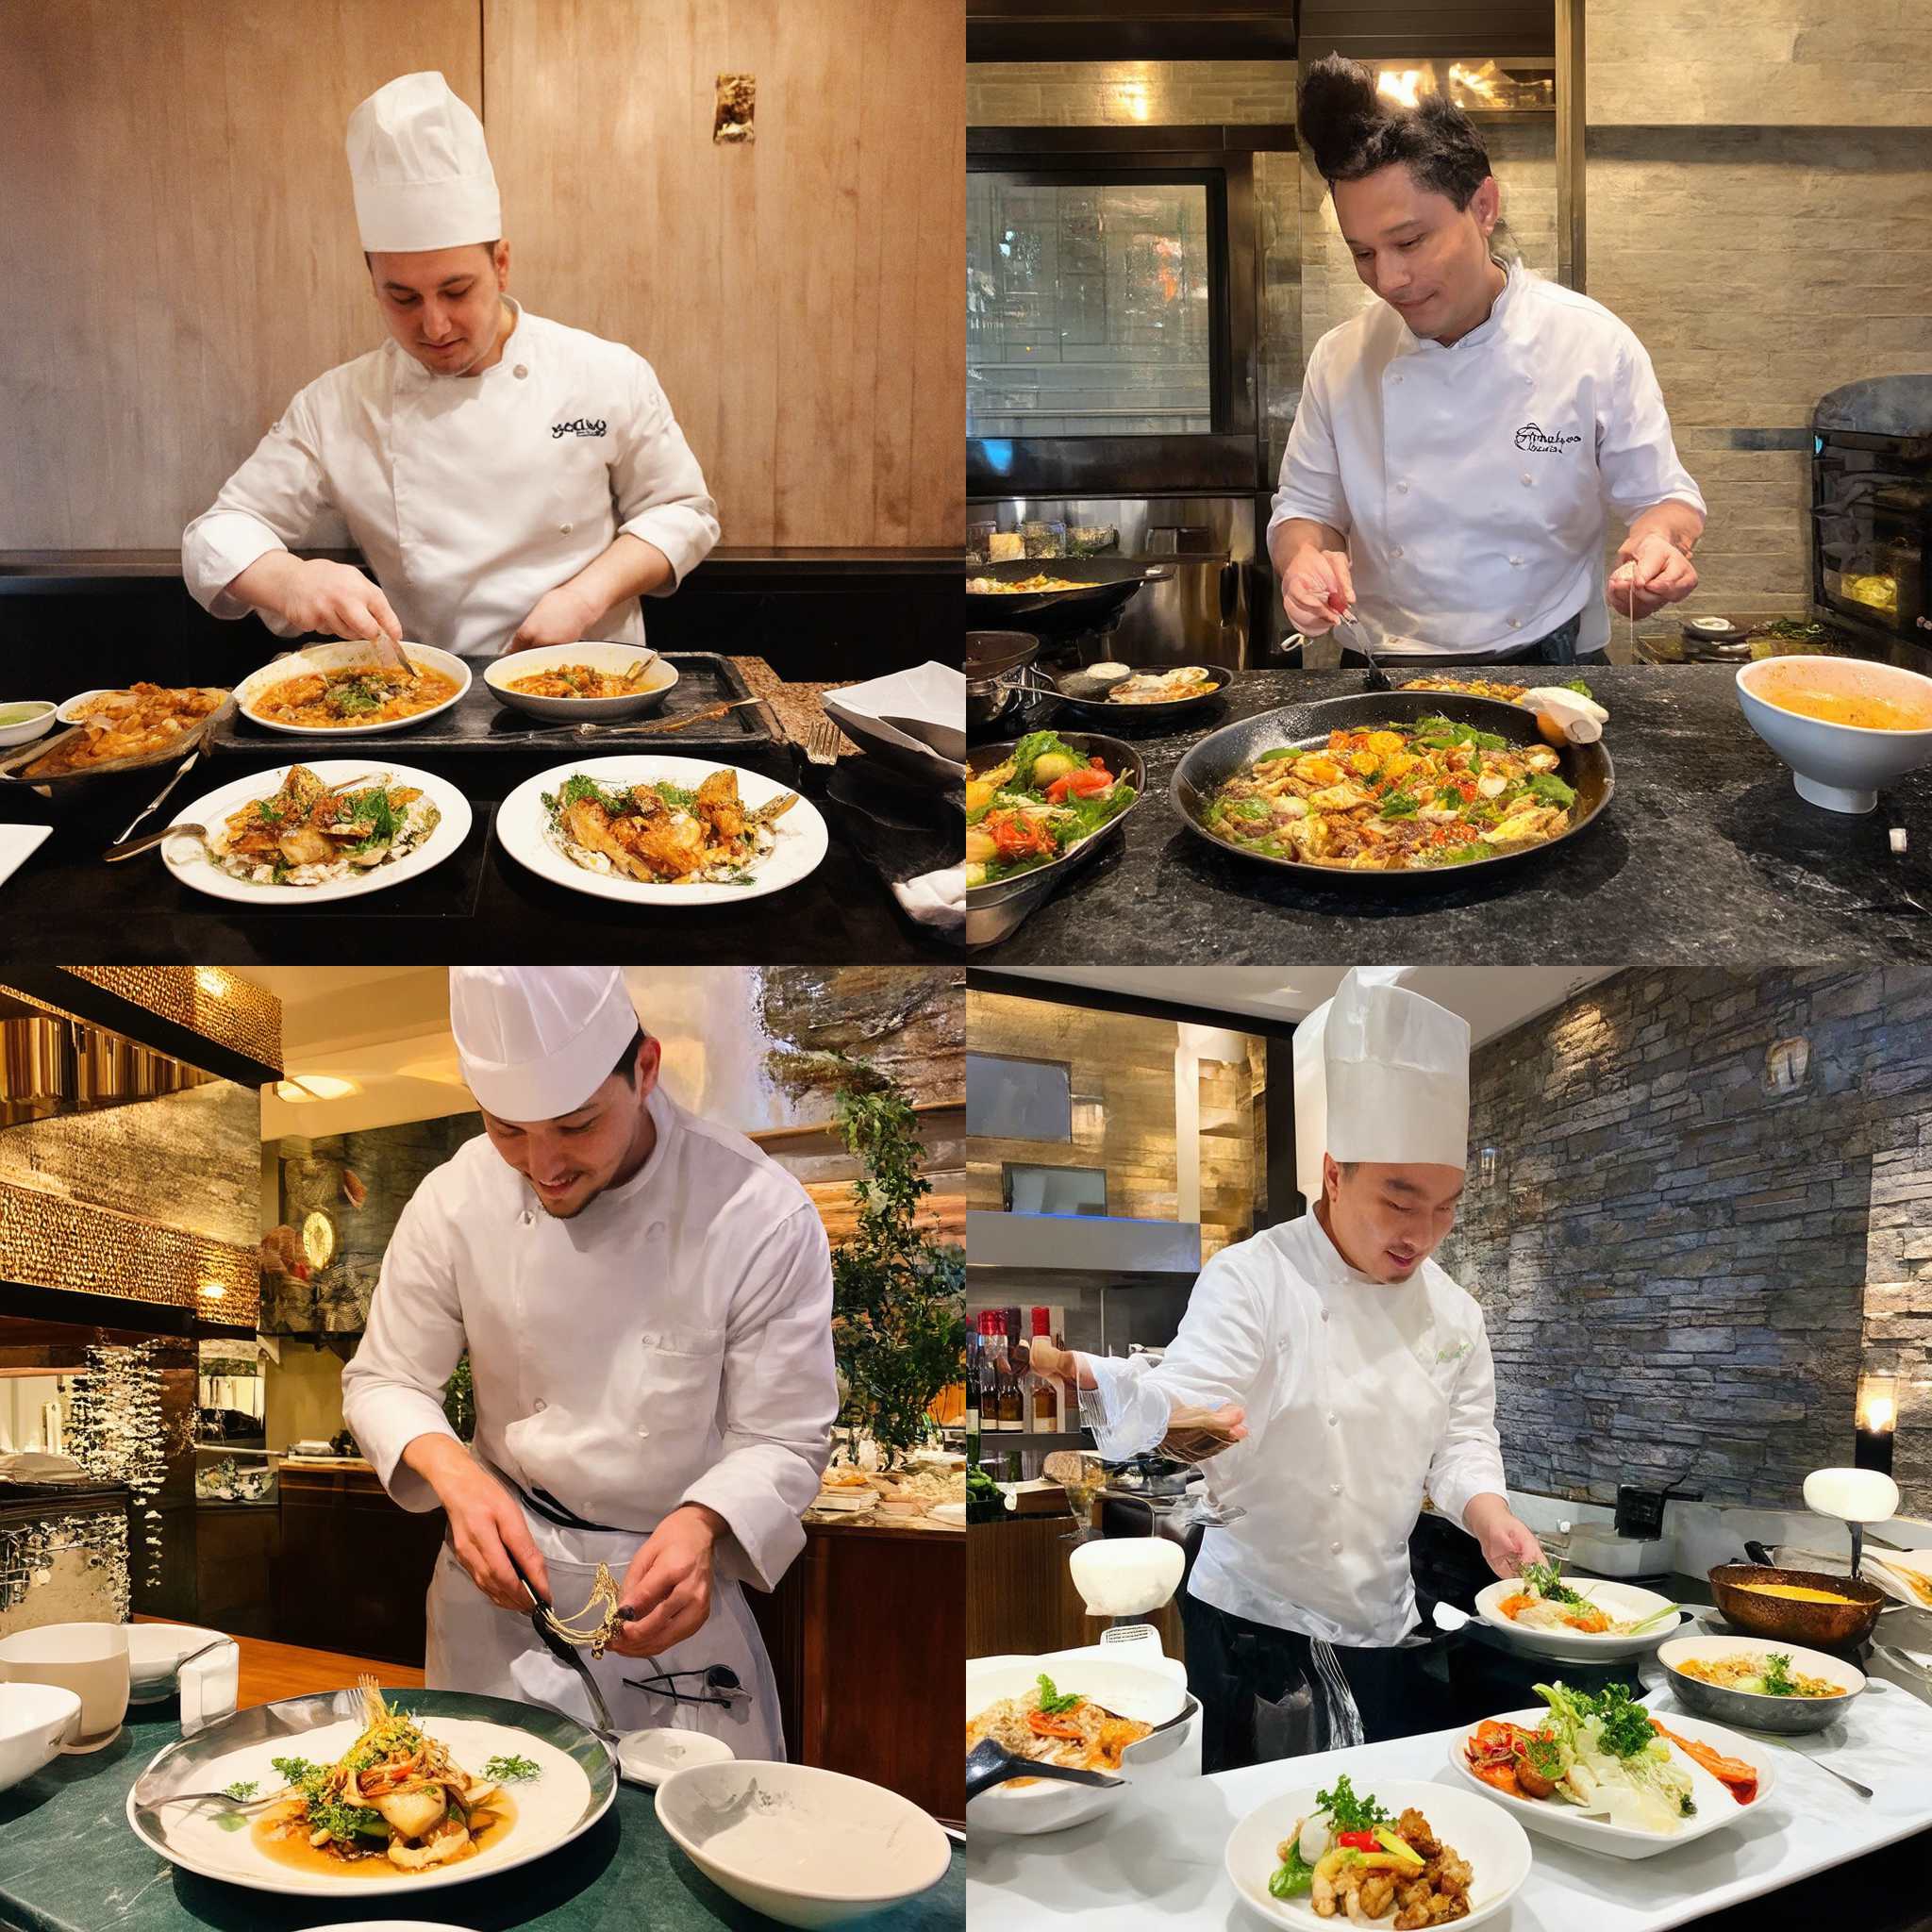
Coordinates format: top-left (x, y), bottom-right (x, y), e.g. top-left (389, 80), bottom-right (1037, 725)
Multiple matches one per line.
top-left (1812, 376), bottom-right (1932, 651)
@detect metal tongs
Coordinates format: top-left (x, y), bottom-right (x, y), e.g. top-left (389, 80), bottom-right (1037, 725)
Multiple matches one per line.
top-left (1326, 591), bottom-right (1390, 690)
top-left (507, 1552), bottom-right (618, 1739)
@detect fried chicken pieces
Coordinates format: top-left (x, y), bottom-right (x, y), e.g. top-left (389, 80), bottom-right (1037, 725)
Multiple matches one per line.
top-left (1310, 1808), bottom-right (1471, 1927)
top-left (558, 768), bottom-right (797, 884)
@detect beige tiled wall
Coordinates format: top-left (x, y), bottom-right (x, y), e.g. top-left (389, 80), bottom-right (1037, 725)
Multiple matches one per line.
top-left (967, 59), bottom-right (1294, 128)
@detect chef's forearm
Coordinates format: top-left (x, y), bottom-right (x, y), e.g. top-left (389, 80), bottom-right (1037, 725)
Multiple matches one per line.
top-left (1268, 516), bottom-right (1347, 582)
top-left (1620, 500), bottom-right (1704, 560)
top-left (225, 548), bottom-right (303, 621)
top-left (558, 532), bottom-right (673, 628)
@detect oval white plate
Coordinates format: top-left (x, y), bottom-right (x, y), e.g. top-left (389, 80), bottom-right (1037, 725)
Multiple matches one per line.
top-left (1226, 1777), bottom-right (1531, 1929)
top-left (482, 642), bottom-right (677, 722)
top-left (496, 756), bottom-right (827, 907)
top-left (126, 1704), bottom-right (608, 1897)
top-left (161, 762), bottom-right (472, 906)
top-left (617, 1726), bottom-right (735, 1789)
top-left (1448, 1704), bottom-right (1775, 1860)
top-left (1474, 1576), bottom-right (1687, 1659)
top-left (236, 641), bottom-right (471, 738)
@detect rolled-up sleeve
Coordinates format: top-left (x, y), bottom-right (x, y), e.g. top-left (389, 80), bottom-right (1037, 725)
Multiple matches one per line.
top-left (181, 388), bottom-right (346, 628)
top-left (679, 1206), bottom-right (836, 1592)
top-left (613, 354), bottom-right (722, 591)
top-left (1266, 348), bottom-right (1350, 549)
top-left (1424, 1323), bottom-right (1508, 1532)
top-left (1597, 332), bottom-right (1706, 523)
top-left (340, 1183), bottom-right (467, 1513)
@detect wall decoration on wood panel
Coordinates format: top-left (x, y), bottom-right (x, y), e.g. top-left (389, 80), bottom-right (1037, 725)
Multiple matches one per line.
top-left (715, 72), bottom-right (755, 142)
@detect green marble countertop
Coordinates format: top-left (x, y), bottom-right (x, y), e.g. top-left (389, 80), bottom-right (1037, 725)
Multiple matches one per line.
top-left (0, 1703), bottom-right (963, 1932)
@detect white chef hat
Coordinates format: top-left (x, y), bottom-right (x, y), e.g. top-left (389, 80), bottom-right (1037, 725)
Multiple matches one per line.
top-left (346, 72), bottom-right (500, 254)
top-left (1292, 968), bottom-right (1470, 1206)
top-left (450, 968), bottom-right (641, 1122)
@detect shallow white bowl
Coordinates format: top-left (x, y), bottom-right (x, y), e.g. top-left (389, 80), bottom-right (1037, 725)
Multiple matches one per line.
top-left (0, 702), bottom-right (57, 749)
top-left (1736, 656), bottom-right (1932, 813)
top-left (235, 640), bottom-right (470, 738)
top-left (654, 1760), bottom-right (951, 1928)
top-left (0, 1682), bottom-right (81, 1792)
top-left (1225, 1776), bottom-right (1531, 1929)
top-left (482, 642), bottom-right (678, 723)
top-left (1474, 1576), bottom-right (1687, 1661)
top-left (1448, 1705), bottom-right (1774, 1860)
top-left (617, 1724), bottom-right (735, 1788)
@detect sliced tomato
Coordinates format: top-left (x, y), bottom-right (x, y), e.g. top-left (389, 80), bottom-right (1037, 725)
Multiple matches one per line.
top-left (1044, 766), bottom-right (1114, 803)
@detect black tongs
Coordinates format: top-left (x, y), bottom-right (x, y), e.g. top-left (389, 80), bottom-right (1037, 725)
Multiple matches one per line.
top-left (506, 1551), bottom-right (617, 1738)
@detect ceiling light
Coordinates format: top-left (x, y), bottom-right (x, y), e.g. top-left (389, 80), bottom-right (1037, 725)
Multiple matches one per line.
top-left (198, 1282), bottom-right (226, 1301)
top-left (275, 1075), bottom-right (358, 1103)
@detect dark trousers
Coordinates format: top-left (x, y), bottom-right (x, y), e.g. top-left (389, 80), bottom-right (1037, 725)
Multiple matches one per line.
top-left (1180, 1591), bottom-right (1452, 1774)
top-left (1337, 608), bottom-right (1605, 669)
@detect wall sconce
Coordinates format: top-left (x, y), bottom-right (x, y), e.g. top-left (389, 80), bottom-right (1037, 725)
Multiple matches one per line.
top-left (714, 73), bottom-right (754, 143)
top-left (1767, 1037), bottom-right (1810, 1093)
top-left (1855, 1366), bottom-right (1898, 1475)
top-left (301, 1212), bottom-right (337, 1272)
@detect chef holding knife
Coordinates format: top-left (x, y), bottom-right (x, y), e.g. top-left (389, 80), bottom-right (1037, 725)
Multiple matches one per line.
top-left (1025, 969), bottom-right (1541, 1772)
top-left (341, 967), bottom-right (836, 1755)
top-left (1271, 57), bottom-right (1707, 666)
top-left (182, 72), bottom-right (719, 659)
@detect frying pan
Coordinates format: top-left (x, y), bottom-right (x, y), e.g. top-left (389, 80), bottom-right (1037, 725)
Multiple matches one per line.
top-left (1171, 691), bottom-right (1614, 891)
top-left (1707, 1560), bottom-right (1887, 1649)
top-left (965, 558), bottom-right (1174, 633)
top-left (1049, 662), bottom-right (1230, 722)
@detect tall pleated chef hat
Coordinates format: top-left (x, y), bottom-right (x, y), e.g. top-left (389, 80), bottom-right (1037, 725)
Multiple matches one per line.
top-left (1292, 968), bottom-right (1471, 1206)
top-left (346, 72), bottom-right (500, 254)
top-left (450, 968), bottom-right (640, 1122)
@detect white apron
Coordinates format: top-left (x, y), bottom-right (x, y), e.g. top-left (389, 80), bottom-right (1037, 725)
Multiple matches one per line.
top-left (425, 1503), bottom-right (784, 1759)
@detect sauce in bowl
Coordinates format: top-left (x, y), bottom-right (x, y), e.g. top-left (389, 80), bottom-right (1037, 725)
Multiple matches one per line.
top-left (1759, 687), bottom-right (1932, 731)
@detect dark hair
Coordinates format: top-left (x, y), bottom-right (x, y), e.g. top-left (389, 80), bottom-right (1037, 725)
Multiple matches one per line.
top-left (609, 1025), bottom-right (646, 1084)
top-left (1297, 55), bottom-right (1492, 208)
top-left (363, 240), bottom-right (501, 273)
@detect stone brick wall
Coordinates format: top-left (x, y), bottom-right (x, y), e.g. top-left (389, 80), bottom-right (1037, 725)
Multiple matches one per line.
top-left (1437, 968), bottom-right (1932, 1518)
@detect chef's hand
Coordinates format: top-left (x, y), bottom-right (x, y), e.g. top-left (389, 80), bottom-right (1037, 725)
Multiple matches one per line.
top-left (1159, 1402), bottom-right (1248, 1465)
top-left (606, 1503), bottom-right (726, 1657)
top-left (404, 1433), bottom-right (551, 1612)
top-left (1465, 1493), bottom-right (1544, 1579)
top-left (1280, 547), bottom-right (1357, 635)
top-left (508, 584), bottom-right (598, 653)
top-left (279, 558), bottom-right (405, 644)
top-left (1608, 533), bottom-right (1698, 619)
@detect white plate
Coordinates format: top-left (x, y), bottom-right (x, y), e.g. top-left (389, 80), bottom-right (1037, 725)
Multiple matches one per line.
top-left (482, 642), bottom-right (677, 722)
top-left (1225, 1777), bottom-right (1531, 1929)
top-left (966, 1654), bottom-right (1193, 1836)
top-left (55, 689), bottom-right (112, 724)
top-left (0, 824), bottom-right (51, 890)
top-left (235, 641), bottom-right (471, 737)
top-left (1447, 1704), bottom-right (1775, 1860)
top-left (161, 762), bottom-right (472, 906)
top-left (127, 1702), bottom-right (608, 1897)
top-left (496, 756), bottom-right (828, 906)
top-left (1474, 1576), bottom-right (1688, 1659)
top-left (125, 1623), bottom-right (225, 1701)
top-left (617, 1725), bottom-right (735, 1788)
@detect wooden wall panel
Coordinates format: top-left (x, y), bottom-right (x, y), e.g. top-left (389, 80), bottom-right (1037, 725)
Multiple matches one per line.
top-left (483, 0), bottom-right (965, 548)
top-left (0, 0), bottom-right (483, 547)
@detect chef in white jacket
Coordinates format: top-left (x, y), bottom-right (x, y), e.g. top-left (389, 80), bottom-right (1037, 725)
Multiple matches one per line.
top-left (1028, 969), bottom-right (1541, 1771)
top-left (341, 967), bottom-right (836, 1757)
top-left (182, 73), bottom-right (719, 659)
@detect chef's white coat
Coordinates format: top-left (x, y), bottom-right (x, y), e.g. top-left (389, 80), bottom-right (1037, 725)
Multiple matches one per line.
top-left (1268, 259), bottom-right (1706, 658)
top-left (182, 299), bottom-right (720, 658)
top-left (1081, 1208), bottom-right (1506, 1647)
top-left (340, 1084), bottom-right (836, 1754)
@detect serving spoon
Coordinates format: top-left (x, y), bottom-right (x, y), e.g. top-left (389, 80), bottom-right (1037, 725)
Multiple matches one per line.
top-left (965, 1737), bottom-right (1124, 1804)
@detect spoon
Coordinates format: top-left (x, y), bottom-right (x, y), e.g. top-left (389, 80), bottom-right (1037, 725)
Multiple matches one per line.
top-left (1775, 1742), bottom-right (1874, 1800)
top-left (965, 1737), bottom-right (1124, 1805)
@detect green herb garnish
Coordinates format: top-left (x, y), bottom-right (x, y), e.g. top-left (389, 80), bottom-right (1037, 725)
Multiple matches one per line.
top-left (1315, 1774), bottom-right (1389, 1834)
top-left (1760, 1652), bottom-right (1795, 1697)
top-left (1526, 772), bottom-right (1576, 808)
top-left (482, 1753), bottom-right (541, 1783)
top-left (1377, 791), bottom-right (1419, 819)
top-left (1522, 1560), bottom-right (1583, 1606)
top-left (1035, 1674), bottom-right (1082, 1717)
top-left (222, 1778), bottom-right (258, 1801)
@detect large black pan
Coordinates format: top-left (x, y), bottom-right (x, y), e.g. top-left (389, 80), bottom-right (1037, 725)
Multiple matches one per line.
top-left (1171, 691), bottom-right (1614, 891)
top-left (965, 558), bottom-right (1174, 633)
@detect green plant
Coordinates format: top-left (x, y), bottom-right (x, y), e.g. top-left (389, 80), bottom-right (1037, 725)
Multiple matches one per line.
top-left (829, 1071), bottom-right (965, 1470)
top-left (442, 1353), bottom-right (475, 1441)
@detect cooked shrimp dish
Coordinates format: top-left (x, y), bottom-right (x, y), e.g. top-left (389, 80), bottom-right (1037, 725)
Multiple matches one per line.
top-left (965, 1673), bottom-right (1151, 1787)
top-left (1203, 716), bottom-right (1576, 870)
top-left (24, 684), bottom-right (228, 775)
top-left (505, 663), bottom-right (650, 699)
top-left (252, 665), bottom-right (460, 727)
top-left (206, 765), bottom-right (440, 887)
top-left (541, 768), bottom-right (797, 884)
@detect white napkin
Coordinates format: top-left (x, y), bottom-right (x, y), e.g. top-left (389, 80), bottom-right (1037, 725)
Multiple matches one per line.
top-left (1520, 686), bottom-right (1610, 744)
top-left (893, 864), bottom-right (965, 936)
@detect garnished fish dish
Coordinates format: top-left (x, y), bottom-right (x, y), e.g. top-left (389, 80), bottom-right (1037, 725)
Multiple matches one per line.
top-left (205, 766), bottom-right (440, 888)
top-left (541, 767), bottom-right (796, 885)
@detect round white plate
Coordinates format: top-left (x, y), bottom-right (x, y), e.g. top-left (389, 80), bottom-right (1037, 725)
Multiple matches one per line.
top-left (482, 642), bottom-right (677, 722)
top-left (1225, 1777), bottom-right (1531, 1929)
top-left (496, 755), bottom-right (828, 906)
top-left (127, 1690), bottom-right (612, 1898)
top-left (235, 641), bottom-right (471, 737)
top-left (1447, 1704), bottom-right (1775, 1860)
top-left (125, 1624), bottom-right (225, 1702)
top-left (617, 1726), bottom-right (735, 1788)
top-left (1474, 1576), bottom-right (1688, 1660)
top-left (161, 761), bottom-right (472, 906)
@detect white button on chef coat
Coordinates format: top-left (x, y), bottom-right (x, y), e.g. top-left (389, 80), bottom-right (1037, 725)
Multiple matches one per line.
top-left (1080, 1209), bottom-right (1506, 1647)
top-left (182, 301), bottom-right (721, 658)
top-left (1269, 259), bottom-right (1705, 659)
top-left (341, 1083), bottom-right (836, 1588)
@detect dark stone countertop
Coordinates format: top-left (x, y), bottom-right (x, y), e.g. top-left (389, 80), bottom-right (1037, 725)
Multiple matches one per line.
top-left (0, 1701), bottom-right (963, 1932)
top-left (974, 665), bottom-right (1932, 965)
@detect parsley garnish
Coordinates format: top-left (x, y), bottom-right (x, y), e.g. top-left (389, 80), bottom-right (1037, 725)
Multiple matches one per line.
top-left (1316, 1774), bottom-right (1389, 1833)
top-left (1035, 1673), bottom-right (1082, 1716)
top-left (1522, 1560), bottom-right (1583, 1605)
top-left (483, 1752), bottom-right (541, 1783)
top-left (1760, 1652), bottom-right (1795, 1697)
top-left (222, 1778), bottom-right (258, 1801)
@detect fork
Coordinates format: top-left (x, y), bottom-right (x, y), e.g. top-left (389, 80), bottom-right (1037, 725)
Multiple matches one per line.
top-left (805, 718), bottom-right (844, 767)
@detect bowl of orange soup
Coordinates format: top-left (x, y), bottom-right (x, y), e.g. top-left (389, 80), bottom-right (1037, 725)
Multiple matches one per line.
top-left (1736, 656), bottom-right (1932, 813)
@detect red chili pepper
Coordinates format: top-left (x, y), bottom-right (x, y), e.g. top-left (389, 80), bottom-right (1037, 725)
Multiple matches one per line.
top-left (1335, 1830), bottom-right (1378, 1852)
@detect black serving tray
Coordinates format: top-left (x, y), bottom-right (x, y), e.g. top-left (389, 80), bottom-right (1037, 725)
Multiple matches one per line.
top-left (208, 652), bottom-right (780, 758)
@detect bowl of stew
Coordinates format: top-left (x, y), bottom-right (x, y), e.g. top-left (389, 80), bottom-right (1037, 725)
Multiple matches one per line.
top-left (1736, 657), bottom-right (1932, 814)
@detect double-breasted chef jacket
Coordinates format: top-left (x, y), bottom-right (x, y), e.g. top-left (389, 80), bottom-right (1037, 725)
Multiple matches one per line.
top-left (1084, 1207), bottom-right (1506, 1648)
top-left (340, 1083), bottom-right (836, 1755)
top-left (182, 298), bottom-right (721, 658)
top-left (1267, 259), bottom-right (1706, 659)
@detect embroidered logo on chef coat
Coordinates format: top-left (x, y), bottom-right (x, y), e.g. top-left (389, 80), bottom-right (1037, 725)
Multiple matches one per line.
top-left (551, 417), bottom-right (608, 439)
top-left (1514, 422), bottom-right (1582, 455)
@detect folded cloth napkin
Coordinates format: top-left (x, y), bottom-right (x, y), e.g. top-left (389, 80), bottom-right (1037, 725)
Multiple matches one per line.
top-left (893, 865), bottom-right (965, 935)
top-left (1520, 686), bottom-right (1611, 744)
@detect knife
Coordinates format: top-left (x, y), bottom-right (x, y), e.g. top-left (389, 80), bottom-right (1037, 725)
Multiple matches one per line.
top-left (505, 1551), bottom-right (618, 1738)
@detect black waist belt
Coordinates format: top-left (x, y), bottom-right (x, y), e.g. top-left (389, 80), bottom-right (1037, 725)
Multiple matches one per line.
top-left (481, 1457), bottom-right (628, 1535)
